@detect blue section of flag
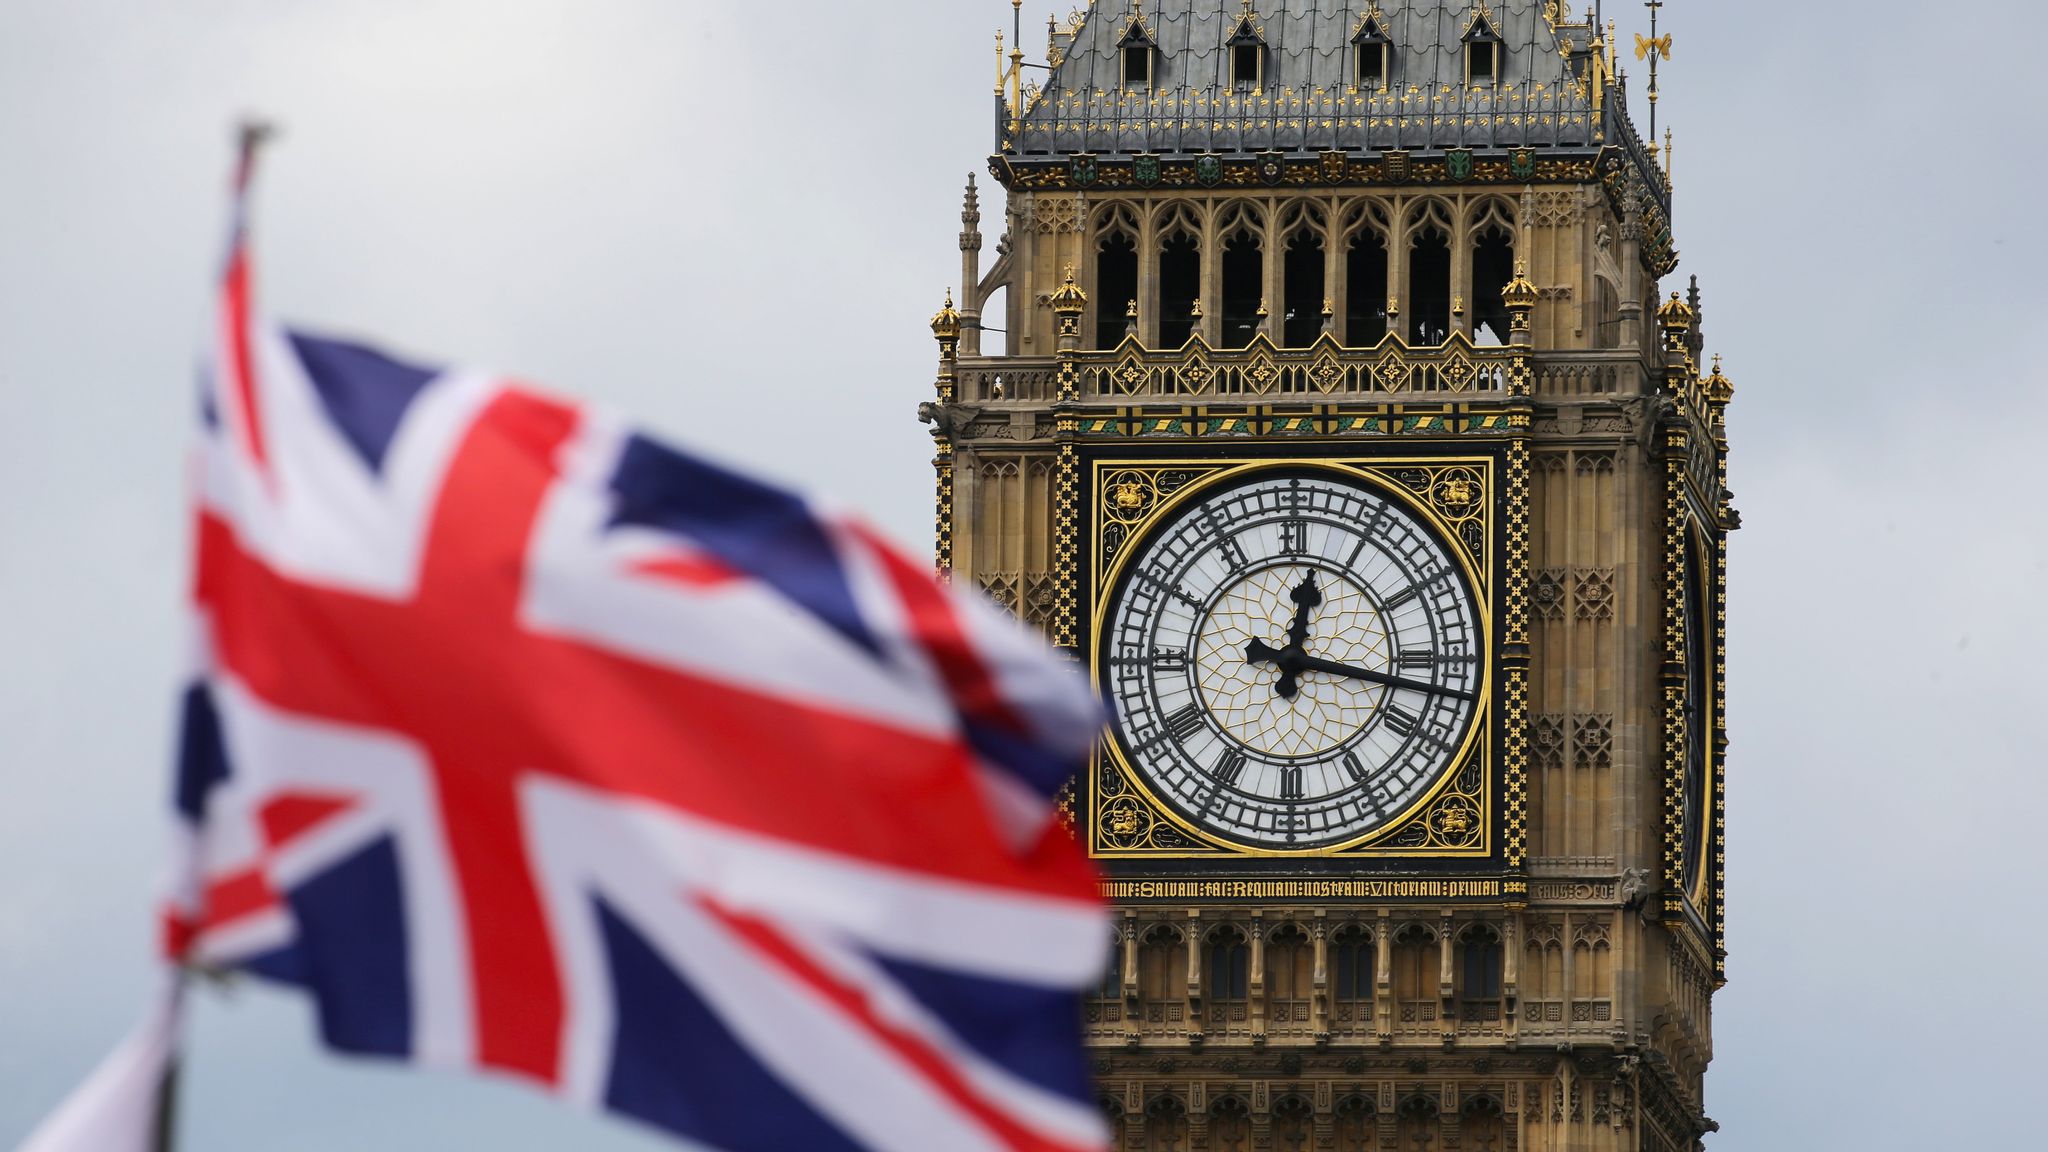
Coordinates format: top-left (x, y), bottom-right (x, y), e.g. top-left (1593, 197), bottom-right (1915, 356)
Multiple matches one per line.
top-left (963, 718), bottom-right (1076, 803)
top-left (597, 899), bottom-right (863, 1152)
top-left (287, 331), bottom-right (440, 473)
top-left (173, 684), bottom-right (232, 822)
top-left (607, 433), bottom-right (881, 657)
top-left (282, 837), bottom-right (414, 1058)
top-left (870, 951), bottom-right (1095, 1102)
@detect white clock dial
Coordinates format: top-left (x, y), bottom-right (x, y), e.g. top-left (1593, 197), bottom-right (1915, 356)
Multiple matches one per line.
top-left (1102, 471), bottom-right (1483, 849)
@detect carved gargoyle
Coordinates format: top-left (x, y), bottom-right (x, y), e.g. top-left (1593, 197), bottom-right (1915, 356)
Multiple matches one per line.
top-left (916, 401), bottom-right (981, 440)
top-left (1619, 867), bottom-right (1655, 912)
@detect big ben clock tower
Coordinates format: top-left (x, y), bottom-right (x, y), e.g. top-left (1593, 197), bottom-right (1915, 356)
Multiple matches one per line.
top-left (921, 3), bottom-right (1735, 1149)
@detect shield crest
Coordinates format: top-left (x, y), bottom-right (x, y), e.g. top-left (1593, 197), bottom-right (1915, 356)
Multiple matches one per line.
top-left (1446, 149), bottom-right (1474, 182)
top-left (1071, 154), bottom-right (1098, 187)
top-left (1319, 150), bottom-right (1348, 182)
top-left (1196, 154), bottom-right (1223, 186)
top-left (1133, 154), bottom-right (1160, 186)
top-left (1510, 148), bottom-right (1536, 180)
top-left (1258, 151), bottom-right (1286, 185)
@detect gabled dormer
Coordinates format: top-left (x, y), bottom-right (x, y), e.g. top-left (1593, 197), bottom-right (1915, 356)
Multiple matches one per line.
top-left (1463, 9), bottom-right (1503, 86)
top-left (1116, 11), bottom-right (1158, 91)
top-left (1351, 8), bottom-right (1391, 90)
top-left (1227, 5), bottom-right (1267, 90)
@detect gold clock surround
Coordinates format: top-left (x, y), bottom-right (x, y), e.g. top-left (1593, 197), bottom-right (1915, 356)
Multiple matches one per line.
top-left (1087, 455), bottom-right (1500, 860)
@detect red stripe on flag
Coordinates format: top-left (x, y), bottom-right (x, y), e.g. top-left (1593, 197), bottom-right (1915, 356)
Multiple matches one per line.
top-left (853, 524), bottom-right (1030, 738)
top-left (704, 898), bottom-right (1101, 1152)
top-left (222, 245), bottom-right (268, 476)
top-left (259, 792), bottom-right (358, 849)
top-left (630, 552), bottom-right (742, 588)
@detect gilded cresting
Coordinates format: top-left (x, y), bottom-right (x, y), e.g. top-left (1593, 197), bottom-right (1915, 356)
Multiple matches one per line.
top-left (919, 3), bottom-right (1737, 1149)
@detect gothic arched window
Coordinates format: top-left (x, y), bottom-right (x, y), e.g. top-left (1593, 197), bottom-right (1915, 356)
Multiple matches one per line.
top-left (1137, 924), bottom-right (1187, 1007)
top-left (1206, 925), bottom-right (1251, 1001)
top-left (1095, 205), bottom-right (1140, 349)
top-left (1457, 924), bottom-right (1504, 1026)
top-left (1458, 925), bottom-right (1504, 999)
top-left (1407, 204), bottom-right (1453, 345)
top-left (1266, 924), bottom-right (1313, 1030)
top-left (1144, 1095), bottom-right (1189, 1152)
top-left (1210, 1096), bottom-right (1252, 1152)
top-left (1280, 203), bottom-right (1327, 347)
top-left (1469, 201), bottom-right (1516, 344)
top-left (1272, 1095), bottom-right (1315, 1152)
top-left (1332, 924), bottom-right (1374, 1005)
top-left (1344, 203), bottom-right (1390, 346)
top-left (1390, 922), bottom-right (1436, 1007)
top-left (1397, 1094), bottom-right (1441, 1152)
top-left (1334, 1095), bottom-right (1377, 1152)
top-left (1217, 204), bottom-right (1264, 348)
top-left (1155, 206), bottom-right (1203, 347)
top-left (1463, 1095), bottom-right (1507, 1152)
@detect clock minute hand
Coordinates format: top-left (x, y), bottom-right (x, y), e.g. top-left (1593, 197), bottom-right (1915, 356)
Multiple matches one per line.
top-left (1285, 571), bottom-right (1322, 649)
top-left (1291, 652), bottom-right (1478, 702)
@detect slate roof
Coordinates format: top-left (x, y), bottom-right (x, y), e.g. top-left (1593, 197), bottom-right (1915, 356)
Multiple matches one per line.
top-left (1009, 1), bottom-right (1619, 159)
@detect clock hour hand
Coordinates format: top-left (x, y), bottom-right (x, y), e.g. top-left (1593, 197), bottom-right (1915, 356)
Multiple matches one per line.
top-left (1243, 636), bottom-right (1304, 699)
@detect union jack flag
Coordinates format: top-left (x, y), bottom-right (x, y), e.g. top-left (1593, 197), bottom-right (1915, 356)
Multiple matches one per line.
top-left (27, 142), bottom-right (1109, 1152)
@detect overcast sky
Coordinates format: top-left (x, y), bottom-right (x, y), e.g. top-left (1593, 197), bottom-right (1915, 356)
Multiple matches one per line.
top-left (2, 2), bottom-right (2044, 1149)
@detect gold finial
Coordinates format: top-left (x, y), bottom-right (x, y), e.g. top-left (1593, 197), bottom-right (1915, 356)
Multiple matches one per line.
top-left (1451, 294), bottom-right (1465, 317)
top-left (1125, 299), bottom-right (1139, 318)
top-left (995, 31), bottom-right (1006, 95)
top-left (1255, 299), bottom-right (1269, 318)
top-left (930, 289), bottom-right (961, 340)
top-left (1322, 297), bottom-right (1335, 317)
top-left (1049, 264), bottom-right (1088, 314)
top-left (1656, 290), bottom-right (1693, 330)
top-left (1664, 127), bottom-right (1675, 185)
top-left (1189, 297), bottom-right (1204, 319)
top-left (1501, 260), bottom-right (1539, 309)
top-left (1703, 354), bottom-right (1733, 404)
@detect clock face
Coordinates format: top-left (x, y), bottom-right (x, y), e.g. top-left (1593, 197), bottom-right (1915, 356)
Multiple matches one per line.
top-left (1101, 470), bottom-right (1484, 849)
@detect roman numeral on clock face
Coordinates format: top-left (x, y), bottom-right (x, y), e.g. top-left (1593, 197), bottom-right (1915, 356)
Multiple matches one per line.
top-left (1165, 703), bottom-right (1207, 741)
top-left (1397, 647), bottom-right (1434, 669)
top-left (1138, 569), bottom-right (1204, 610)
top-left (1203, 508), bottom-right (1249, 568)
top-left (1343, 751), bottom-right (1369, 784)
top-left (1279, 518), bottom-right (1310, 556)
top-left (1280, 766), bottom-right (1303, 800)
top-left (1382, 704), bottom-right (1419, 738)
top-left (1211, 749), bottom-right (1247, 786)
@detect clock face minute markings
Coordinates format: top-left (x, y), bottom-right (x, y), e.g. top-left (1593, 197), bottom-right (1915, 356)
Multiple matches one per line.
top-left (1103, 473), bottom-right (1484, 849)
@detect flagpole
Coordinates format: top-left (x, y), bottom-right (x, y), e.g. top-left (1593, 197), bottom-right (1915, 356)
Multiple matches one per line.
top-left (150, 1011), bottom-right (180, 1152)
top-left (144, 117), bottom-right (280, 1152)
